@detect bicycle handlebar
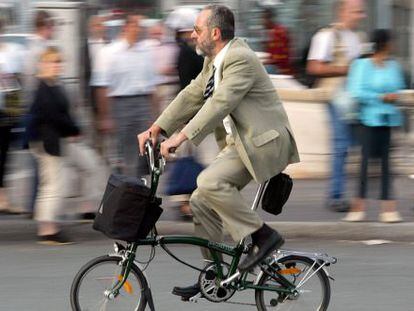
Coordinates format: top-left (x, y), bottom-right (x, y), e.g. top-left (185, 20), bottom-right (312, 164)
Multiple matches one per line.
top-left (144, 140), bottom-right (166, 176)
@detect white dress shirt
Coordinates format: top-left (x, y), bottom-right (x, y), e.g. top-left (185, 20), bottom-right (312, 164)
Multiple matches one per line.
top-left (91, 39), bottom-right (159, 97)
top-left (213, 41), bottom-right (232, 135)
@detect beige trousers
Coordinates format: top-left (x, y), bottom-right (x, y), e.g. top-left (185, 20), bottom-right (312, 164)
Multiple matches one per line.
top-left (31, 144), bottom-right (64, 222)
top-left (190, 141), bottom-right (263, 257)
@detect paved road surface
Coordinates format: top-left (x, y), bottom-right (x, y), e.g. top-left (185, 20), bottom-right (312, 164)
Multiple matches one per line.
top-left (0, 239), bottom-right (413, 310)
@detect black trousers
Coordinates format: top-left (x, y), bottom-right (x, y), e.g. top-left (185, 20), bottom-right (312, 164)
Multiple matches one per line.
top-left (0, 125), bottom-right (13, 188)
top-left (358, 125), bottom-right (392, 200)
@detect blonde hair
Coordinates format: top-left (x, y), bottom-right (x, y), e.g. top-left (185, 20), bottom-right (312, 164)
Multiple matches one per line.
top-left (39, 46), bottom-right (62, 63)
top-left (37, 46), bottom-right (62, 79)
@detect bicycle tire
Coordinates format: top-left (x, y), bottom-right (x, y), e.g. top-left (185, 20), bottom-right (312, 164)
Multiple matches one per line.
top-left (255, 255), bottom-right (331, 311)
top-left (70, 255), bottom-right (148, 311)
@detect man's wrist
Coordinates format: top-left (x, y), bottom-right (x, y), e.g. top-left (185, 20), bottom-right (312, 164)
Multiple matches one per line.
top-left (150, 124), bottom-right (162, 134)
top-left (177, 132), bottom-right (188, 144)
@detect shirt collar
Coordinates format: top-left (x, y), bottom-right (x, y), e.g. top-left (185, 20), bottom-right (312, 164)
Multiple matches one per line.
top-left (213, 40), bottom-right (232, 69)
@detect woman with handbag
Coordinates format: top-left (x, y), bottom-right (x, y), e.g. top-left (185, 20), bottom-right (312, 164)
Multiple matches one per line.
top-left (343, 29), bottom-right (405, 223)
top-left (28, 47), bottom-right (81, 244)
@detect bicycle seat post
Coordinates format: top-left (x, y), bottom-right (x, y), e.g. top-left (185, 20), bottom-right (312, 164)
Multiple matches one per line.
top-left (250, 182), bottom-right (268, 212)
top-left (237, 181), bottom-right (268, 248)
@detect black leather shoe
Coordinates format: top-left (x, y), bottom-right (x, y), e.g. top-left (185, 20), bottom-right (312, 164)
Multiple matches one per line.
top-left (172, 283), bottom-right (200, 301)
top-left (238, 225), bottom-right (284, 272)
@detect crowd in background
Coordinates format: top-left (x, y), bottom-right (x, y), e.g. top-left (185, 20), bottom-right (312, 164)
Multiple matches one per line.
top-left (0, 0), bottom-right (412, 245)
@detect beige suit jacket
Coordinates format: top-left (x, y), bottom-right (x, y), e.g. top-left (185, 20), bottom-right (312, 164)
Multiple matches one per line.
top-left (155, 38), bottom-right (299, 183)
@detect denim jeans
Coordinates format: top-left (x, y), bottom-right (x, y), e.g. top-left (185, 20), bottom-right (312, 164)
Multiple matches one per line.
top-left (328, 103), bottom-right (352, 200)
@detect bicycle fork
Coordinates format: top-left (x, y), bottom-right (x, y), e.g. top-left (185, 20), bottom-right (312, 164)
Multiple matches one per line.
top-left (104, 243), bottom-right (139, 299)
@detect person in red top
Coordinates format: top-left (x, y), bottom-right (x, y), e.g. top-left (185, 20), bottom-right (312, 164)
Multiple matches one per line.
top-left (262, 9), bottom-right (293, 75)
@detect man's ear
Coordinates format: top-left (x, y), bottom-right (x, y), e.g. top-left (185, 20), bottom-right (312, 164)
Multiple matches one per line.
top-left (211, 27), bottom-right (221, 41)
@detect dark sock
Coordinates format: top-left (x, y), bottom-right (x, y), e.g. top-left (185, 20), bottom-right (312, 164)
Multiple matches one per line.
top-left (251, 224), bottom-right (274, 246)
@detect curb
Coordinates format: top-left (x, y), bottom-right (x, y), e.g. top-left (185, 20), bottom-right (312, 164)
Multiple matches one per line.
top-left (155, 221), bottom-right (414, 242)
top-left (0, 220), bottom-right (413, 243)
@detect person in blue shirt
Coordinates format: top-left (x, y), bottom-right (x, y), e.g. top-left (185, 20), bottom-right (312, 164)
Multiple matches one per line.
top-left (344, 29), bottom-right (405, 223)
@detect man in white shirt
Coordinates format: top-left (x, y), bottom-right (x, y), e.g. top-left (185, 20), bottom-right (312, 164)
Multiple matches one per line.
top-left (95, 14), bottom-right (158, 177)
top-left (85, 15), bottom-right (108, 95)
top-left (84, 15), bottom-right (108, 156)
top-left (307, 0), bottom-right (366, 212)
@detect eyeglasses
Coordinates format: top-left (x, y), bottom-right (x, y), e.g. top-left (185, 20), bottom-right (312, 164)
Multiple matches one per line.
top-left (193, 25), bottom-right (203, 35)
top-left (194, 25), bottom-right (218, 35)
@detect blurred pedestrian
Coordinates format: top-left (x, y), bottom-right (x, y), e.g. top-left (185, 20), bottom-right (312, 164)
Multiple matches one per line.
top-left (84, 15), bottom-right (107, 113)
top-left (95, 14), bottom-right (159, 177)
top-left (0, 18), bottom-right (25, 214)
top-left (307, 0), bottom-right (366, 212)
top-left (84, 15), bottom-right (108, 154)
top-left (262, 8), bottom-right (293, 75)
top-left (22, 10), bottom-right (55, 217)
top-left (140, 21), bottom-right (178, 113)
top-left (343, 29), bottom-right (405, 223)
top-left (90, 18), bottom-right (125, 168)
top-left (164, 10), bottom-right (205, 219)
top-left (141, 21), bottom-right (178, 81)
top-left (174, 13), bottom-right (203, 90)
top-left (28, 47), bottom-right (80, 244)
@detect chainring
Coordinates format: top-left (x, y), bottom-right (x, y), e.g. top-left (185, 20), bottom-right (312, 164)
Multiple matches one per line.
top-left (198, 262), bottom-right (236, 303)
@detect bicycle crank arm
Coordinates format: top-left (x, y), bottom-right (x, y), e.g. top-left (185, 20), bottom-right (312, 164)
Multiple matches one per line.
top-left (189, 292), bottom-right (203, 303)
top-left (220, 271), bottom-right (241, 287)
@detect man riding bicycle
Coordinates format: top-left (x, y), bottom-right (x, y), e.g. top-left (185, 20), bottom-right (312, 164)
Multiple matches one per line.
top-left (138, 4), bottom-right (299, 300)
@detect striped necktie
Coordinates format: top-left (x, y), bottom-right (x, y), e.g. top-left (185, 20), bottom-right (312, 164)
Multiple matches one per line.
top-left (203, 66), bottom-right (216, 100)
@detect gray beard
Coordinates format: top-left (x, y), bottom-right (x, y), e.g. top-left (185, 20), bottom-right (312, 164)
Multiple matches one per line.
top-left (196, 40), bottom-right (215, 58)
top-left (195, 46), bottom-right (205, 56)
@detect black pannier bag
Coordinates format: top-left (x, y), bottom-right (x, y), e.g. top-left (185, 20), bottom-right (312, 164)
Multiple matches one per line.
top-left (261, 173), bottom-right (293, 216)
top-left (93, 174), bottom-right (163, 242)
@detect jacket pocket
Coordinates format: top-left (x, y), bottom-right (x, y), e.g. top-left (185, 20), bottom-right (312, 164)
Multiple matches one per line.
top-left (252, 129), bottom-right (280, 147)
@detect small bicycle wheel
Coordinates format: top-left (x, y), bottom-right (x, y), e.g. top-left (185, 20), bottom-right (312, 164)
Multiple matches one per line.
top-left (70, 255), bottom-right (148, 311)
top-left (255, 255), bottom-right (331, 311)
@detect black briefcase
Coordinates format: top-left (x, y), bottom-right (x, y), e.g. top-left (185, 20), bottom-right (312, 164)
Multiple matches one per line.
top-left (93, 174), bottom-right (163, 242)
top-left (261, 173), bottom-right (293, 216)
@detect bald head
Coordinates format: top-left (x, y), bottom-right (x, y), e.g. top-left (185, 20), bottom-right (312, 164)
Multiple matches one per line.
top-left (335, 0), bottom-right (366, 30)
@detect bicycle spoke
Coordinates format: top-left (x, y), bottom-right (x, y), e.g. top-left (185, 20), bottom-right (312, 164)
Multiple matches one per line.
top-left (72, 256), bottom-right (147, 311)
top-left (98, 299), bottom-right (109, 311)
top-left (255, 257), bottom-right (330, 311)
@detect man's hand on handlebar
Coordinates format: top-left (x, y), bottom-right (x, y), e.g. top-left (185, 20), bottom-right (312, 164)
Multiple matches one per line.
top-left (160, 132), bottom-right (188, 160)
top-left (137, 124), bottom-right (162, 156)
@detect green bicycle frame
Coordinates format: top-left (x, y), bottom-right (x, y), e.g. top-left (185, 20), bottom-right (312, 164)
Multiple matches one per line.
top-left (110, 233), bottom-right (297, 297)
top-left (108, 141), bottom-right (297, 297)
